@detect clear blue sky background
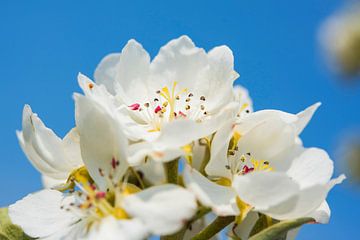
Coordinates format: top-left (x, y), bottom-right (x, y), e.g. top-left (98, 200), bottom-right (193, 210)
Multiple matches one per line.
top-left (1, 0), bottom-right (359, 239)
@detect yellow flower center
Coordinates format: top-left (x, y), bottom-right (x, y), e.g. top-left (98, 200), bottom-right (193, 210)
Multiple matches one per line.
top-left (128, 81), bottom-right (210, 132)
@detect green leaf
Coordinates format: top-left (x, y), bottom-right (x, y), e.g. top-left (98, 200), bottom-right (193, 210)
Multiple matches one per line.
top-left (0, 208), bottom-right (34, 240)
top-left (249, 218), bottom-right (314, 240)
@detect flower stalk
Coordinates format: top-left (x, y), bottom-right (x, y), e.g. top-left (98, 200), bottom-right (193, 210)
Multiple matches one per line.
top-left (191, 216), bottom-right (235, 240)
top-left (164, 159), bottom-right (179, 184)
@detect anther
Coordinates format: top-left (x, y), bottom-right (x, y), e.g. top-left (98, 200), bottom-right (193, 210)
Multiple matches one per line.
top-left (186, 98), bottom-right (191, 102)
top-left (95, 192), bottom-right (106, 199)
top-left (200, 105), bottom-right (205, 110)
top-left (111, 157), bottom-right (119, 169)
top-left (154, 106), bottom-right (162, 113)
top-left (162, 102), bottom-right (168, 107)
top-left (98, 168), bottom-right (104, 177)
top-left (156, 90), bottom-right (161, 94)
top-left (129, 103), bottom-right (140, 111)
top-left (200, 96), bottom-right (206, 101)
top-left (228, 150), bottom-right (235, 156)
top-left (185, 105), bottom-right (190, 110)
top-left (179, 111), bottom-right (187, 117)
top-left (144, 103), bottom-right (150, 107)
top-left (88, 83), bottom-right (94, 89)
top-left (188, 93), bottom-right (194, 97)
top-left (154, 98), bottom-right (159, 102)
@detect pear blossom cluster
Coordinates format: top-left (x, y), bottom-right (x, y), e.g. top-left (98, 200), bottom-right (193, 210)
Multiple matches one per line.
top-left (9, 36), bottom-right (344, 240)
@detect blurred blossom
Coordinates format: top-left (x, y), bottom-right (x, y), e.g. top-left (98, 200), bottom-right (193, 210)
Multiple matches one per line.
top-left (320, 4), bottom-right (360, 78)
top-left (337, 132), bottom-right (360, 185)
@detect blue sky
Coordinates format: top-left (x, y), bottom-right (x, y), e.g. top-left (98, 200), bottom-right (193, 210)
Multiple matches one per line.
top-left (0, 0), bottom-right (359, 239)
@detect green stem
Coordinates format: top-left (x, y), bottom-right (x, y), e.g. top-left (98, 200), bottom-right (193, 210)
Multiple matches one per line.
top-left (164, 159), bottom-right (179, 184)
top-left (191, 216), bottom-right (235, 240)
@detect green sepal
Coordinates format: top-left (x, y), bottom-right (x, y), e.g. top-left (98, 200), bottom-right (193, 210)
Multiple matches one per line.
top-left (0, 208), bottom-right (34, 240)
top-left (249, 217), bottom-right (314, 240)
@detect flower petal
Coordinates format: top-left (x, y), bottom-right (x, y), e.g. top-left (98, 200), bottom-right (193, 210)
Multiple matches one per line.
top-left (260, 175), bottom-right (345, 221)
top-left (94, 53), bottom-right (121, 95)
top-left (237, 103), bottom-right (321, 136)
top-left (75, 94), bottom-right (129, 190)
top-left (123, 184), bottom-right (197, 235)
top-left (199, 45), bottom-right (238, 112)
top-left (205, 119), bottom-right (235, 179)
top-left (156, 102), bottom-right (239, 149)
top-left (8, 189), bottom-right (78, 238)
top-left (41, 175), bottom-right (67, 189)
top-left (287, 148), bottom-right (334, 189)
top-left (62, 128), bottom-right (83, 169)
top-left (113, 40), bottom-right (151, 103)
top-left (308, 201), bottom-right (331, 224)
top-left (87, 217), bottom-right (147, 240)
top-left (236, 117), bottom-right (297, 161)
top-left (150, 35), bottom-right (208, 90)
top-left (232, 172), bottom-right (300, 211)
top-left (184, 166), bottom-right (239, 216)
top-left (17, 105), bottom-right (82, 180)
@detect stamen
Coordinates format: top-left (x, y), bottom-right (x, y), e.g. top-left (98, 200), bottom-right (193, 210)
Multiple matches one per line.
top-left (154, 106), bottom-right (162, 114)
top-left (129, 103), bottom-right (140, 111)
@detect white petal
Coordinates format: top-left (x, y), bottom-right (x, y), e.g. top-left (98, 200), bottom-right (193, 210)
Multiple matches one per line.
top-left (78, 73), bottom-right (117, 112)
top-left (8, 189), bottom-right (78, 238)
top-left (87, 217), bottom-right (147, 240)
top-left (41, 221), bottom-right (87, 240)
top-left (135, 160), bottom-right (165, 185)
top-left (308, 201), bottom-right (331, 224)
top-left (184, 166), bottom-right (239, 216)
top-left (260, 175), bottom-right (344, 221)
top-left (156, 102), bottom-right (239, 149)
top-left (17, 105), bottom-right (79, 179)
top-left (113, 40), bottom-right (150, 103)
top-left (295, 102), bottom-right (321, 134)
top-left (199, 45), bottom-right (237, 112)
top-left (260, 184), bottom-right (327, 220)
top-left (128, 141), bottom-right (184, 165)
top-left (205, 119), bottom-right (235, 179)
top-left (94, 53), bottom-right (121, 95)
top-left (287, 148), bottom-right (334, 189)
top-left (232, 172), bottom-right (300, 211)
top-left (191, 139), bottom-right (207, 171)
top-left (123, 184), bottom-right (197, 235)
top-left (62, 128), bottom-right (83, 168)
top-left (150, 35), bottom-right (208, 90)
top-left (236, 117), bottom-right (297, 161)
top-left (75, 94), bottom-right (129, 190)
top-left (41, 175), bottom-right (67, 189)
top-left (237, 103), bottom-right (320, 136)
